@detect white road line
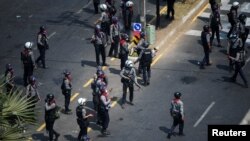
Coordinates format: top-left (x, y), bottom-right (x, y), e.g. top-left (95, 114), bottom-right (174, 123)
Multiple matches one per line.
top-left (76, 0), bottom-right (92, 14)
top-left (240, 2), bottom-right (250, 13)
top-left (240, 109), bottom-right (250, 125)
top-left (199, 12), bottom-right (210, 18)
top-left (193, 102), bottom-right (215, 128)
top-left (47, 32), bottom-right (56, 39)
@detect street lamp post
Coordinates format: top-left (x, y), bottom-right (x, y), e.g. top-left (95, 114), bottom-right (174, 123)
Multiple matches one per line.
top-left (140, 0), bottom-right (146, 31)
top-left (156, 0), bottom-right (160, 29)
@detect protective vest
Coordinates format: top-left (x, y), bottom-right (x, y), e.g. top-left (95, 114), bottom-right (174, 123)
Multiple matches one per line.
top-left (119, 40), bottom-right (129, 56)
top-left (201, 31), bottom-right (209, 46)
top-left (76, 105), bottom-right (84, 119)
top-left (21, 51), bottom-right (32, 65)
top-left (142, 49), bottom-right (152, 64)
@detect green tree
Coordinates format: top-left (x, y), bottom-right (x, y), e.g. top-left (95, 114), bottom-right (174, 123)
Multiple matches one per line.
top-left (0, 77), bottom-right (37, 141)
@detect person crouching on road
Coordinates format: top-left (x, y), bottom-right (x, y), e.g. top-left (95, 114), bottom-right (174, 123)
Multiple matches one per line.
top-left (61, 70), bottom-right (72, 114)
top-left (45, 94), bottom-right (60, 141)
top-left (76, 98), bottom-right (93, 141)
top-left (167, 92), bottom-right (185, 139)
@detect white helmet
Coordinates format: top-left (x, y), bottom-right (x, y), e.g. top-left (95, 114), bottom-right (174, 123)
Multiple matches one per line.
top-left (126, 1), bottom-right (134, 7)
top-left (125, 60), bottom-right (133, 68)
top-left (24, 42), bottom-right (33, 49)
top-left (100, 4), bottom-right (107, 11)
top-left (232, 1), bottom-right (239, 7)
top-left (78, 98), bottom-right (87, 105)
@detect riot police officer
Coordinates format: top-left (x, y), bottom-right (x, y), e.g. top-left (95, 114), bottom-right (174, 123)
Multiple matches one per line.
top-left (227, 1), bottom-right (239, 38)
top-left (238, 14), bottom-right (249, 49)
top-left (76, 98), bottom-right (93, 141)
top-left (45, 94), bottom-right (60, 141)
top-left (98, 86), bottom-right (111, 135)
top-left (109, 16), bottom-right (121, 58)
top-left (167, 92), bottom-right (185, 139)
top-left (5, 64), bottom-right (15, 94)
top-left (36, 26), bottom-right (49, 69)
top-left (91, 25), bottom-right (108, 66)
top-left (124, 1), bottom-right (134, 30)
top-left (119, 33), bottom-right (129, 70)
top-left (200, 25), bottom-right (212, 69)
top-left (96, 4), bottom-right (110, 37)
top-left (135, 32), bottom-right (146, 75)
top-left (227, 33), bottom-right (242, 72)
top-left (21, 42), bottom-right (36, 86)
top-left (134, 42), bottom-right (154, 86)
top-left (26, 76), bottom-right (41, 109)
top-left (229, 42), bottom-right (248, 88)
top-left (209, 9), bottom-right (222, 47)
top-left (61, 70), bottom-right (72, 114)
top-left (120, 60), bottom-right (139, 108)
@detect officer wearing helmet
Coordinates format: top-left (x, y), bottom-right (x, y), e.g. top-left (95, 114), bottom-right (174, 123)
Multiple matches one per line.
top-left (227, 33), bottom-right (242, 72)
top-left (227, 1), bottom-right (239, 38)
top-left (96, 4), bottom-right (110, 37)
top-left (21, 41), bottom-right (36, 86)
top-left (135, 32), bottom-right (147, 75)
top-left (36, 25), bottom-right (49, 69)
top-left (109, 16), bottom-right (121, 58)
top-left (105, 0), bottom-right (117, 21)
top-left (200, 25), bottom-right (212, 69)
top-left (61, 70), bottom-right (72, 114)
top-left (134, 41), bottom-right (155, 86)
top-left (76, 98), bottom-right (93, 141)
top-left (119, 33), bottom-right (129, 70)
top-left (26, 76), bottom-right (41, 106)
top-left (238, 14), bottom-right (249, 49)
top-left (209, 9), bottom-right (222, 47)
top-left (45, 93), bottom-right (60, 141)
top-left (120, 60), bottom-right (139, 108)
top-left (228, 40), bottom-right (248, 88)
top-left (5, 64), bottom-right (15, 94)
top-left (123, 0), bottom-right (134, 30)
top-left (167, 92), bottom-right (185, 139)
top-left (91, 25), bottom-right (108, 66)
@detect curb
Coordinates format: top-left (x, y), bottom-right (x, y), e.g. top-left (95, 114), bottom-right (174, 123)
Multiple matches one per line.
top-left (154, 0), bottom-right (208, 50)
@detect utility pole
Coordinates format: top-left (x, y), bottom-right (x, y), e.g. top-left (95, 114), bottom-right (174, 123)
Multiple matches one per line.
top-left (156, 0), bottom-right (160, 29)
top-left (140, 0), bottom-right (146, 31)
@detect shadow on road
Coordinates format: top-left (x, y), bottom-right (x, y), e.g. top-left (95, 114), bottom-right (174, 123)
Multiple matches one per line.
top-left (216, 64), bottom-right (230, 71)
top-left (188, 59), bottom-right (200, 67)
top-left (159, 126), bottom-right (171, 134)
top-left (81, 60), bottom-right (97, 68)
top-left (32, 133), bottom-right (48, 141)
top-left (109, 67), bottom-right (121, 75)
top-left (64, 134), bottom-right (78, 141)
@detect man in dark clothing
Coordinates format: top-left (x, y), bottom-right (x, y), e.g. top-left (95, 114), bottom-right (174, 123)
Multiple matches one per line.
top-left (109, 17), bottom-right (120, 58)
top-left (123, 1), bottom-right (134, 30)
top-left (200, 25), bottom-right (212, 69)
top-left (166, 0), bottom-right (176, 20)
top-left (45, 94), bottom-right (60, 141)
top-left (61, 70), bottom-right (72, 114)
top-left (119, 33), bottom-right (129, 70)
top-left (36, 26), bottom-right (49, 69)
top-left (21, 42), bottom-right (36, 86)
top-left (209, 10), bottom-right (222, 47)
top-left (76, 98), bottom-right (93, 141)
top-left (227, 1), bottom-right (239, 38)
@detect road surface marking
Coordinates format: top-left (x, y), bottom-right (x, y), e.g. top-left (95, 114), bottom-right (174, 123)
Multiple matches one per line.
top-left (148, 6), bottom-right (167, 24)
top-left (240, 109), bottom-right (250, 125)
top-left (76, 0), bottom-right (92, 14)
top-left (191, 3), bottom-right (209, 22)
top-left (193, 101), bottom-right (215, 127)
top-left (36, 93), bottom-right (80, 132)
top-left (83, 78), bottom-right (94, 88)
top-left (47, 32), bottom-right (56, 39)
top-left (151, 54), bottom-right (162, 66)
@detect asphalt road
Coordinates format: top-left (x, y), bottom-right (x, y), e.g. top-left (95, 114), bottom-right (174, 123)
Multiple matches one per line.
top-left (0, 0), bottom-right (250, 141)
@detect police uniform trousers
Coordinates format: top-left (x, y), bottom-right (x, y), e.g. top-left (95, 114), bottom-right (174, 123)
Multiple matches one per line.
top-left (120, 55), bottom-right (128, 70)
top-left (122, 82), bottom-right (134, 104)
top-left (100, 109), bottom-right (110, 131)
top-left (229, 48), bottom-right (237, 70)
top-left (93, 0), bottom-right (100, 14)
top-left (94, 44), bottom-right (106, 66)
top-left (109, 36), bottom-right (120, 57)
top-left (45, 118), bottom-right (59, 141)
top-left (36, 45), bottom-right (46, 68)
top-left (227, 22), bottom-right (236, 38)
top-left (201, 45), bottom-right (210, 66)
top-left (142, 62), bottom-right (151, 84)
top-left (23, 64), bottom-right (34, 86)
top-left (77, 118), bottom-right (88, 140)
top-left (169, 114), bottom-right (184, 135)
top-left (231, 62), bottom-right (248, 85)
top-left (210, 25), bottom-right (220, 45)
top-left (167, 0), bottom-right (175, 18)
top-left (62, 89), bottom-right (71, 112)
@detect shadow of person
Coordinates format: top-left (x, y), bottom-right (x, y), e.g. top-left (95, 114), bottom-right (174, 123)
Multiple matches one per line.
top-left (159, 126), bottom-right (171, 134)
top-left (216, 64), bottom-right (230, 71)
top-left (188, 60), bottom-right (201, 67)
top-left (64, 134), bottom-right (78, 141)
top-left (81, 60), bottom-right (97, 68)
top-left (32, 133), bottom-right (49, 141)
top-left (109, 67), bottom-right (121, 75)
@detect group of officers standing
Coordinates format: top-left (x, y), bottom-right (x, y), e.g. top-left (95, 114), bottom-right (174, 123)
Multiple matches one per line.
top-left (200, 0), bottom-right (249, 88)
